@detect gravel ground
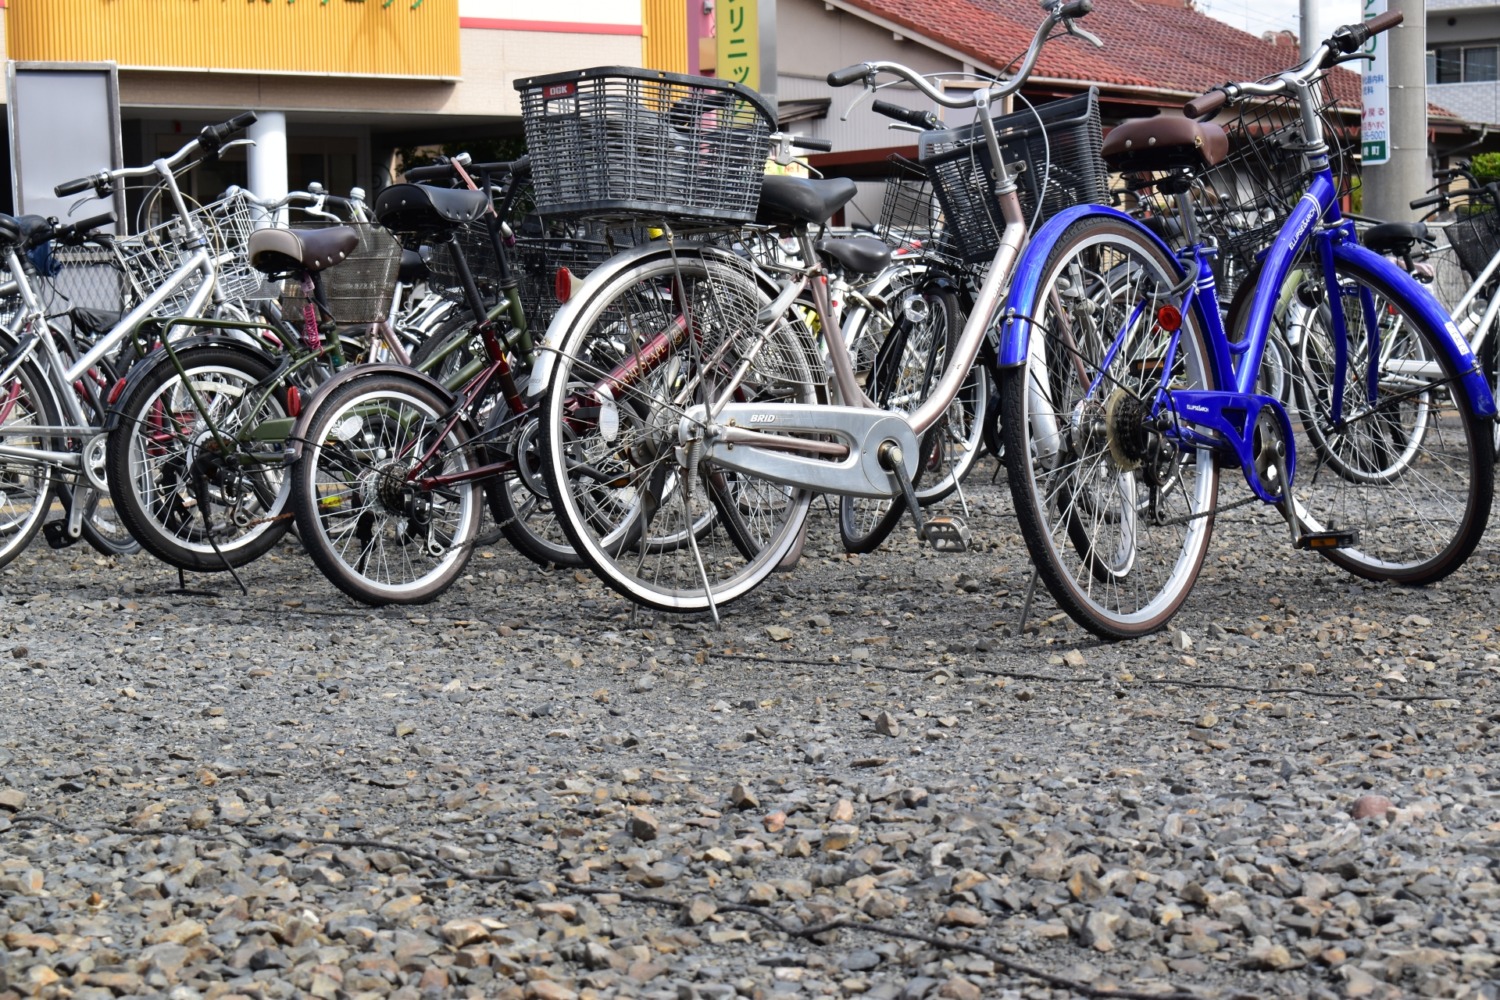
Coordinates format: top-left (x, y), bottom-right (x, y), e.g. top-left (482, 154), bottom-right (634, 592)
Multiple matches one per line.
top-left (2, 462), bottom-right (1499, 1000)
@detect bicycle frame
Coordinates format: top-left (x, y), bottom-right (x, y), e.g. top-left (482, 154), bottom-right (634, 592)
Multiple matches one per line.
top-left (998, 132), bottom-right (1495, 508)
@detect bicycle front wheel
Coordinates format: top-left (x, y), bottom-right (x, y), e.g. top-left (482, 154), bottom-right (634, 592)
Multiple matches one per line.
top-left (106, 345), bottom-right (292, 571)
top-left (291, 373), bottom-right (483, 605)
top-left (539, 248), bottom-right (817, 613)
top-left (999, 215), bottom-right (1220, 640)
top-left (838, 283), bottom-right (960, 553)
top-left (1281, 252), bottom-right (1493, 583)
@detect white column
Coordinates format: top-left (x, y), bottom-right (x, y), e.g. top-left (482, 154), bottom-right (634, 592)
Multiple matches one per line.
top-left (246, 110), bottom-right (289, 225)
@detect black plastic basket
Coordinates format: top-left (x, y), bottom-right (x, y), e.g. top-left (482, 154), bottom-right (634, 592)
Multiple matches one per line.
top-left (1445, 206), bottom-right (1500, 283)
top-left (918, 88), bottom-right (1107, 263)
top-left (281, 223), bottom-right (403, 325)
top-left (514, 66), bottom-right (779, 224)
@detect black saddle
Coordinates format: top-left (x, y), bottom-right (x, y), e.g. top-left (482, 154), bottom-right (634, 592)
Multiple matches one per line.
top-left (757, 176), bottom-right (859, 227)
top-left (818, 236), bottom-right (892, 275)
top-left (375, 184), bottom-right (491, 236)
top-left (248, 226), bottom-right (360, 276)
top-left (1363, 221), bottom-right (1430, 257)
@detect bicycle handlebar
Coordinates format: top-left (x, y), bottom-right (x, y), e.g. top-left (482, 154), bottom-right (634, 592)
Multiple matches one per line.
top-left (1185, 12), bottom-right (1403, 119)
top-left (792, 136), bottom-right (834, 152)
top-left (405, 155), bottom-right (531, 183)
top-left (54, 110), bottom-right (261, 198)
top-left (825, 0), bottom-right (1092, 109)
top-left (1410, 193), bottom-right (1446, 211)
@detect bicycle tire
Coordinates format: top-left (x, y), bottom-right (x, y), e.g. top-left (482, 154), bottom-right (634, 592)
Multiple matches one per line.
top-left (539, 246), bottom-right (816, 613)
top-left (1268, 251), bottom-right (1494, 584)
top-left (999, 214), bottom-right (1220, 640)
top-left (105, 345), bottom-right (293, 572)
top-left (838, 284), bottom-right (960, 553)
top-left (291, 372), bottom-right (483, 605)
top-left (76, 485), bottom-right (140, 556)
top-left (485, 410), bottom-right (584, 568)
top-left (0, 345), bottom-right (60, 570)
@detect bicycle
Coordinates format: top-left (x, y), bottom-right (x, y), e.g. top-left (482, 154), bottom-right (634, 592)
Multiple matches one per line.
top-left (526, 3), bottom-right (1105, 615)
top-left (0, 113), bottom-right (265, 570)
top-left (282, 154), bottom-right (597, 604)
top-left (993, 11), bottom-right (1495, 639)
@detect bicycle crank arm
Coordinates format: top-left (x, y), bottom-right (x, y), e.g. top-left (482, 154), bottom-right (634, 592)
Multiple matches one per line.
top-left (681, 403), bottom-right (920, 498)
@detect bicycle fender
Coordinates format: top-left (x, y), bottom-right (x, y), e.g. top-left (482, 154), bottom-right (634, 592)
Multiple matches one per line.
top-left (994, 204), bottom-right (1187, 370)
top-left (101, 336), bottom-right (283, 434)
top-left (283, 364), bottom-right (460, 463)
top-left (1331, 241), bottom-right (1498, 419)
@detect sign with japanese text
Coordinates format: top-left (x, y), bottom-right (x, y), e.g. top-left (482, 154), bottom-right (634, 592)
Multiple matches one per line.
top-left (716, 0), bottom-right (760, 90)
top-left (1362, 0), bottom-right (1390, 165)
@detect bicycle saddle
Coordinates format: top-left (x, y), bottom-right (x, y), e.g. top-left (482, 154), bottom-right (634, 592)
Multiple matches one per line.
top-left (757, 176), bottom-right (859, 227)
top-left (375, 184), bottom-right (490, 235)
top-left (1103, 116), bottom-right (1229, 174)
top-left (399, 248), bottom-right (428, 284)
top-left (0, 214), bottom-right (52, 248)
top-left (1363, 221), bottom-right (1431, 257)
top-left (818, 235), bottom-right (892, 275)
top-left (248, 226), bottom-right (360, 275)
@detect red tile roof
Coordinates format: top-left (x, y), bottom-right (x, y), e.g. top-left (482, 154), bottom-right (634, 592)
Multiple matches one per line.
top-left (840, 0), bottom-right (1365, 111)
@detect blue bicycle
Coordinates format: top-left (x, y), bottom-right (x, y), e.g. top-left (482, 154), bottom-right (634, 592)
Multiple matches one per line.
top-left (996, 12), bottom-right (1496, 639)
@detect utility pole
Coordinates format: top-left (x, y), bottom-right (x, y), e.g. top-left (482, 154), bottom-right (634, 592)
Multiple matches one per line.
top-left (1361, 0), bottom-right (1428, 223)
top-left (1300, 0), bottom-right (1318, 60)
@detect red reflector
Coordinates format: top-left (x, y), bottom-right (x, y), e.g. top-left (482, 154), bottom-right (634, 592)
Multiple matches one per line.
top-left (1156, 304), bottom-right (1182, 332)
top-left (554, 266), bottom-right (574, 304)
top-left (286, 385), bottom-right (302, 418)
top-left (106, 379), bottom-right (127, 405)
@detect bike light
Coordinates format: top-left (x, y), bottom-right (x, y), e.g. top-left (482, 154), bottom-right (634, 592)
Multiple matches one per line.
top-left (286, 385), bottom-right (302, 418)
top-left (555, 266), bottom-right (578, 304)
top-left (1155, 305), bottom-right (1182, 332)
top-left (106, 379), bottom-right (127, 405)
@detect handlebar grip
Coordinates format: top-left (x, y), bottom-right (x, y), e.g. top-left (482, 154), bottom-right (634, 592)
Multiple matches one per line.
top-left (199, 110), bottom-right (259, 150)
top-left (62, 210), bottom-right (118, 235)
top-left (404, 163), bottom-right (456, 182)
top-left (1059, 0), bottom-right (1093, 18)
top-left (871, 99), bottom-right (939, 130)
top-left (827, 64), bottom-right (870, 87)
top-left (54, 175), bottom-right (98, 197)
top-left (792, 136), bottom-right (834, 152)
top-left (225, 110), bottom-right (259, 133)
top-left (1185, 88), bottom-right (1228, 120)
top-left (1410, 194), bottom-right (1445, 210)
top-left (1366, 10), bottom-right (1403, 36)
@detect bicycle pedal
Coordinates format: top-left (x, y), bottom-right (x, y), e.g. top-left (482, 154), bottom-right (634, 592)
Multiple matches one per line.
top-left (921, 515), bottom-right (971, 553)
top-left (1295, 529), bottom-right (1359, 551)
top-left (42, 520), bottom-right (81, 550)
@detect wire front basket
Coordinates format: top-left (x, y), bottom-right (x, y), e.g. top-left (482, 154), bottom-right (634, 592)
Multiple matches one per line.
top-left (422, 220), bottom-right (502, 306)
top-left (919, 88), bottom-right (1108, 263)
top-left (1442, 205), bottom-right (1500, 284)
top-left (116, 191), bottom-right (262, 317)
top-left (515, 66), bottom-right (779, 224)
top-left (1125, 84), bottom-right (1356, 297)
top-left (281, 223), bottom-right (404, 326)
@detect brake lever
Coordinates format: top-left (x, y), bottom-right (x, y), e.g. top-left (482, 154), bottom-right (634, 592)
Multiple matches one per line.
top-left (1064, 18), bottom-right (1104, 48)
top-left (838, 82), bottom-right (877, 123)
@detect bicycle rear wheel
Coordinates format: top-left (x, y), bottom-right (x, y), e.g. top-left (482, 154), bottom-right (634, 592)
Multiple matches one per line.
top-left (999, 215), bottom-right (1219, 639)
top-left (539, 247), bottom-right (817, 613)
top-left (291, 373), bottom-right (482, 605)
top-left (1279, 251), bottom-right (1492, 583)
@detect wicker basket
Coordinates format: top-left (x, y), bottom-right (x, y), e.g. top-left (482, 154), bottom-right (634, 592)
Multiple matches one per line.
top-left (281, 223), bottom-right (403, 325)
top-left (919, 88), bottom-right (1108, 263)
top-left (515, 66), bottom-right (779, 224)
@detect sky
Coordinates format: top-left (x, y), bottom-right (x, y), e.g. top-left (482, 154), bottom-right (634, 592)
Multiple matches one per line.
top-left (1197, 0), bottom-right (1364, 43)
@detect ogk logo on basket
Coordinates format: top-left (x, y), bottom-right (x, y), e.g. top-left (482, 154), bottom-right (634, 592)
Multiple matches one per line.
top-left (542, 82), bottom-right (578, 115)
